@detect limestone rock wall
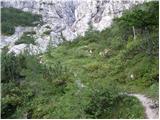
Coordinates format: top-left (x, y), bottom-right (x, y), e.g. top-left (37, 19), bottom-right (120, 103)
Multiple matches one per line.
top-left (1, 0), bottom-right (144, 54)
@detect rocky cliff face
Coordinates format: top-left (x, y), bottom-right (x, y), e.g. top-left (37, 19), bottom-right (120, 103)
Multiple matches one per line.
top-left (1, 0), bottom-right (144, 54)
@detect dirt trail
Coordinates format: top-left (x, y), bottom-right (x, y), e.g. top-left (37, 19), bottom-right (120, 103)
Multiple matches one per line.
top-left (128, 94), bottom-right (159, 119)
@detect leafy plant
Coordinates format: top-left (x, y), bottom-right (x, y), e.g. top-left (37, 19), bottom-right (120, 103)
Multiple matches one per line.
top-left (43, 61), bottom-right (73, 87)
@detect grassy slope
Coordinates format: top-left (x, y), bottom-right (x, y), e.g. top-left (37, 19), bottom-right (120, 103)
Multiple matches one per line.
top-left (1, 2), bottom-right (158, 119)
top-left (11, 28), bottom-right (149, 118)
top-left (43, 30), bottom-right (158, 98)
top-left (32, 30), bottom-right (157, 118)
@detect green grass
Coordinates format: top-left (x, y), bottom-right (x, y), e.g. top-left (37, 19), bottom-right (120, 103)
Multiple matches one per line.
top-left (1, 7), bottom-right (42, 35)
top-left (2, 27), bottom-right (158, 118)
top-left (1, 1), bottom-right (158, 119)
top-left (43, 32), bottom-right (158, 95)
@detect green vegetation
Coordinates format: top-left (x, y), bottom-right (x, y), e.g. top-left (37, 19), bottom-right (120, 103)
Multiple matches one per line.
top-left (15, 32), bottom-right (36, 45)
top-left (1, 1), bottom-right (159, 119)
top-left (45, 25), bottom-right (51, 29)
top-left (84, 84), bottom-right (144, 119)
top-left (1, 7), bottom-right (42, 35)
top-left (43, 30), bottom-right (52, 35)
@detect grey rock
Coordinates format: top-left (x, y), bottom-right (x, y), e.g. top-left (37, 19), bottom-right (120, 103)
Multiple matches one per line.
top-left (1, 0), bottom-right (144, 54)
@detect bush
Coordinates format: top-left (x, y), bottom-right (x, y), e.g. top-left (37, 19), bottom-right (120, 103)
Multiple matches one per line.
top-left (1, 49), bottom-right (26, 83)
top-left (1, 81), bottom-right (35, 119)
top-left (43, 30), bottom-right (52, 35)
top-left (43, 62), bottom-right (72, 83)
top-left (15, 33), bottom-right (36, 45)
top-left (1, 82), bottom-right (22, 118)
top-left (123, 38), bottom-right (143, 57)
top-left (114, 1), bottom-right (159, 56)
top-left (84, 83), bottom-right (144, 119)
top-left (85, 84), bottom-right (120, 118)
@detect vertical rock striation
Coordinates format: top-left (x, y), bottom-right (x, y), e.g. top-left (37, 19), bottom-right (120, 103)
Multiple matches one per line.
top-left (1, 0), bottom-right (144, 54)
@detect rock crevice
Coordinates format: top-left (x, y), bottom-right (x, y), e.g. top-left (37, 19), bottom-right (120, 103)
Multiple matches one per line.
top-left (1, 0), bottom-right (144, 54)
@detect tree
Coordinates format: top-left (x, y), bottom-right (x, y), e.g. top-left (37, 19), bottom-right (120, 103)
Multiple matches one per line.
top-left (115, 1), bottom-right (159, 55)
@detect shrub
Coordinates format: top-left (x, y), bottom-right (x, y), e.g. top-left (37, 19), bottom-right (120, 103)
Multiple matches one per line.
top-left (1, 49), bottom-right (27, 83)
top-left (84, 83), bottom-right (144, 119)
top-left (123, 38), bottom-right (142, 57)
top-left (1, 82), bottom-right (22, 118)
top-left (43, 30), bottom-right (52, 35)
top-left (85, 84), bottom-right (120, 118)
top-left (43, 61), bottom-right (73, 89)
top-left (15, 33), bottom-right (36, 45)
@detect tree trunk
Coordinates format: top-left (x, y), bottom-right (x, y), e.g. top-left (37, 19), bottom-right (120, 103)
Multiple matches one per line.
top-left (132, 26), bottom-right (136, 40)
